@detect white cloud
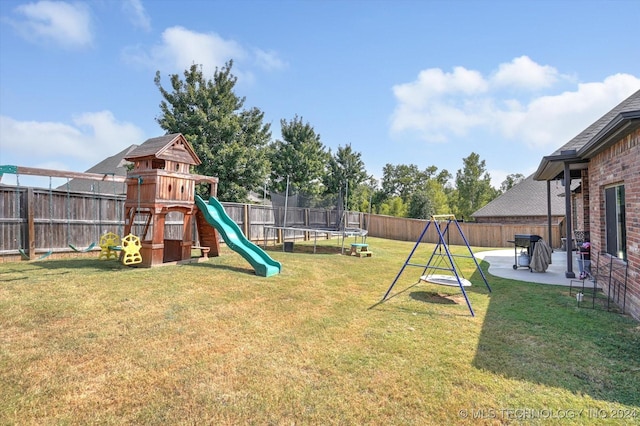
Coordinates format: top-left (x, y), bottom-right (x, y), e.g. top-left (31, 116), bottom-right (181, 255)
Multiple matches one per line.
top-left (393, 67), bottom-right (488, 110)
top-left (0, 112), bottom-right (144, 170)
top-left (122, 0), bottom-right (151, 32)
top-left (161, 26), bottom-right (246, 72)
top-left (72, 111), bottom-right (144, 155)
top-left (491, 55), bottom-right (562, 90)
top-left (390, 56), bottom-right (640, 148)
top-left (390, 67), bottom-right (489, 141)
top-left (124, 26), bottom-right (246, 75)
top-left (10, 0), bottom-right (93, 49)
top-left (122, 26), bottom-right (286, 85)
top-left (496, 74), bottom-right (640, 148)
top-left (254, 48), bottom-right (288, 71)
top-left (391, 100), bottom-right (487, 143)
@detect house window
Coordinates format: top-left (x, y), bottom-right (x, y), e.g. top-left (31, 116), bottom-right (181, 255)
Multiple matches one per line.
top-left (604, 184), bottom-right (626, 260)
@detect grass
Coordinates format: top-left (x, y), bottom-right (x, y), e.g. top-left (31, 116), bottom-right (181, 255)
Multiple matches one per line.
top-left (1, 237), bottom-right (639, 425)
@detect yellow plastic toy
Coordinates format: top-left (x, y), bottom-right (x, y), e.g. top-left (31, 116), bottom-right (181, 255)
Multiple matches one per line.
top-left (99, 232), bottom-right (121, 260)
top-left (121, 233), bottom-right (142, 265)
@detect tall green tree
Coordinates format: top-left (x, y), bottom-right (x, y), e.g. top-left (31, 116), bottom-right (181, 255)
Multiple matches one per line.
top-left (407, 189), bottom-right (434, 219)
top-left (381, 164), bottom-right (422, 201)
top-left (407, 177), bottom-right (450, 219)
top-left (268, 115), bottom-right (330, 196)
top-left (154, 61), bottom-right (271, 202)
top-left (323, 144), bottom-right (370, 210)
top-left (380, 164), bottom-right (447, 203)
top-left (378, 196), bottom-right (408, 217)
top-left (379, 163), bottom-right (451, 217)
top-left (351, 177), bottom-right (379, 213)
top-left (500, 173), bottom-right (525, 193)
top-left (454, 152), bottom-right (498, 220)
top-left (370, 186), bottom-right (389, 214)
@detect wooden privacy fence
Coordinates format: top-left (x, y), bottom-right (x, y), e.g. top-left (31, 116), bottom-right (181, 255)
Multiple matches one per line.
top-left (0, 185), bottom-right (561, 260)
top-left (0, 186), bottom-right (363, 259)
top-left (365, 214), bottom-right (562, 249)
top-left (1, 186), bottom-right (126, 257)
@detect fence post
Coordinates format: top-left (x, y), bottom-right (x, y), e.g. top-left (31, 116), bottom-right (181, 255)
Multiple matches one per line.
top-left (243, 204), bottom-right (249, 240)
top-left (27, 188), bottom-right (35, 259)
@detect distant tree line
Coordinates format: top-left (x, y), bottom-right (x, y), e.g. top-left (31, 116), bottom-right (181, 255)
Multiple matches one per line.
top-left (155, 62), bottom-right (524, 220)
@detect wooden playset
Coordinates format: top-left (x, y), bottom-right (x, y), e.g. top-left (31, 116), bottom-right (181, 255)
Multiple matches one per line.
top-left (121, 133), bottom-right (219, 267)
top-left (0, 133), bottom-right (220, 267)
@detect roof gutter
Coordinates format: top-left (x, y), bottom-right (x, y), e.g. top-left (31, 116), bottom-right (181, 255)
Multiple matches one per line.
top-left (579, 111), bottom-right (640, 158)
top-left (533, 149), bottom-right (584, 181)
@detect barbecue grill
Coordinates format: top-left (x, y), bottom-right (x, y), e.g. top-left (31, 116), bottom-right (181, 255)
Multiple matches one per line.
top-left (509, 234), bottom-right (542, 271)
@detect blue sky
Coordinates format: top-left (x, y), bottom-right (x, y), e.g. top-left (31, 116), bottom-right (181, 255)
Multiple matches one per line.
top-left (1, 0), bottom-right (639, 189)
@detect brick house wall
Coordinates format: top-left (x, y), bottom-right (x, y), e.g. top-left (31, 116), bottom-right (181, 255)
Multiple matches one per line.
top-left (574, 195), bottom-right (584, 232)
top-left (580, 170), bottom-right (590, 236)
top-left (587, 127), bottom-right (640, 320)
top-left (571, 171), bottom-right (590, 244)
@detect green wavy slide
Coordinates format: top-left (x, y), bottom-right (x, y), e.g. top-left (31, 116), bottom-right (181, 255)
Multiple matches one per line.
top-left (195, 195), bottom-right (281, 277)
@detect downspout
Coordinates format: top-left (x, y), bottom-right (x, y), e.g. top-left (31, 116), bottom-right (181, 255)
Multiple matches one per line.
top-left (547, 180), bottom-right (553, 263)
top-left (563, 162), bottom-right (575, 278)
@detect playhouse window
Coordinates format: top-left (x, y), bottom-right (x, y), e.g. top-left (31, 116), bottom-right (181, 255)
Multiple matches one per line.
top-left (152, 159), bottom-right (165, 170)
top-left (604, 184), bottom-right (626, 260)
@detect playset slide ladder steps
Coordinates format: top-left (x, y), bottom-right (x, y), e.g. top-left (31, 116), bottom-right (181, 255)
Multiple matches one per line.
top-left (195, 208), bottom-right (220, 257)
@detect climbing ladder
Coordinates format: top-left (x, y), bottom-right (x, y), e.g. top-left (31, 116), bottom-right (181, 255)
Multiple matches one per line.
top-left (378, 215), bottom-right (491, 316)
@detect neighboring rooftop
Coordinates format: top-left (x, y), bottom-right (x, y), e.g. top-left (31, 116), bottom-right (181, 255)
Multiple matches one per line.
top-left (472, 174), bottom-right (575, 219)
top-left (60, 144), bottom-right (138, 195)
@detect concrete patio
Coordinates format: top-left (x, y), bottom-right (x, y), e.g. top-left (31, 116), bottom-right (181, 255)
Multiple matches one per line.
top-left (475, 248), bottom-right (584, 286)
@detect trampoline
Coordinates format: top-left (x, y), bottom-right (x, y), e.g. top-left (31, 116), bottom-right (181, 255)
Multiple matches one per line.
top-left (263, 225), bottom-right (367, 253)
top-left (265, 179), bottom-right (368, 254)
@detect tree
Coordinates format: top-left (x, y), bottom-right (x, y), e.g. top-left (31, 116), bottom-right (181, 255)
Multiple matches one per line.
top-left (381, 164), bottom-right (423, 201)
top-left (435, 169), bottom-right (453, 187)
top-left (268, 115), bottom-right (330, 197)
top-left (351, 177), bottom-right (379, 213)
top-left (500, 173), bottom-right (525, 193)
top-left (323, 144), bottom-right (370, 210)
top-left (454, 152), bottom-right (498, 220)
top-left (381, 164), bottom-right (440, 200)
top-left (155, 61), bottom-right (271, 202)
top-left (407, 179), bottom-right (450, 219)
top-left (407, 190), bottom-right (434, 219)
top-left (370, 186), bottom-right (389, 214)
top-left (380, 163), bottom-right (451, 217)
top-left (378, 196), bottom-right (408, 217)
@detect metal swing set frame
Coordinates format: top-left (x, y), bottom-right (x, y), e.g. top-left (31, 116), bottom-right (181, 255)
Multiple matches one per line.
top-left (376, 214), bottom-right (491, 317)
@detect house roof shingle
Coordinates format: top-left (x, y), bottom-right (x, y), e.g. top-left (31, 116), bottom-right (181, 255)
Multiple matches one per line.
top-left (472, 174), bottom-right (575, 218)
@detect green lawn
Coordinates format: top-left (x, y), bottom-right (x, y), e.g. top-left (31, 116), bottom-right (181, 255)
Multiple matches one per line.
top-left (1, 237), bottom-right (638, 425)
